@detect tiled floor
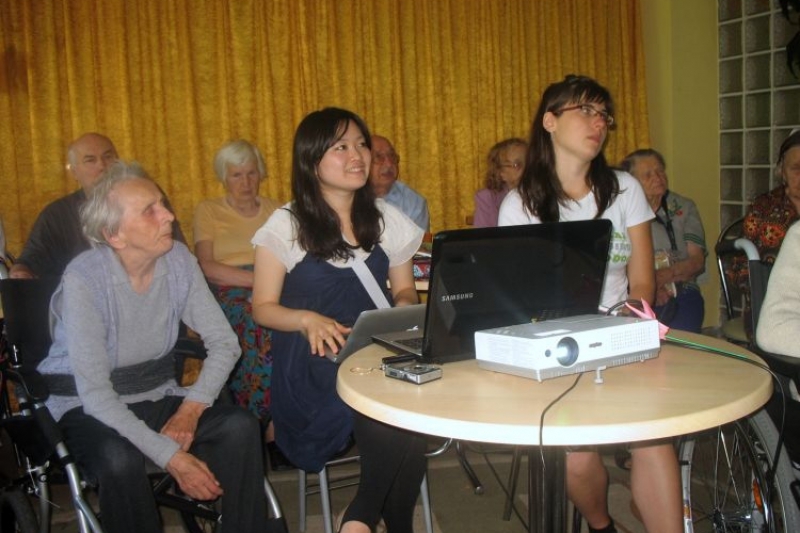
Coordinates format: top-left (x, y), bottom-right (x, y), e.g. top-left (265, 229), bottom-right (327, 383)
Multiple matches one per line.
top-left (2, 441), bottom-right (646, 533)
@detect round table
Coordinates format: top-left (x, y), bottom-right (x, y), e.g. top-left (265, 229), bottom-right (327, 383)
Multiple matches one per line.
top-left (337, 331), bottom-right (773, 532)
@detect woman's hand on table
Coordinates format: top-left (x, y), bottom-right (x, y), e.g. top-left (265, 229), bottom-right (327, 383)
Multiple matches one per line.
top-left (301, 311), bottom-right (352, 356)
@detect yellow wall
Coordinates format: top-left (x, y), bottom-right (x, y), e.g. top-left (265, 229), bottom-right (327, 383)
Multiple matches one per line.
top-left (641, 0), bottom-right (720, 328)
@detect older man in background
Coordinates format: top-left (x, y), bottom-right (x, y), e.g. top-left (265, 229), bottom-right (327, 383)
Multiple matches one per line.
top-left (369, 135), bottom-right (430, 231)
top-left (11, 132), bottom-right (184, 279)
top-left (10, 133), bottom-right (119, 279)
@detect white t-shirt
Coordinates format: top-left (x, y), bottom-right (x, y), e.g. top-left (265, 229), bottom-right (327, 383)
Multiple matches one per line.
top-left (498, 171), bottom-right (653, 310)
top-left (251, 199), bottom-right (423, 272)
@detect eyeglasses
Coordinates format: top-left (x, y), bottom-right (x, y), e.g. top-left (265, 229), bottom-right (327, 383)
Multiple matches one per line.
top-left (555, 104), bottom-right (615, 127)
top-left (499, 162), bottom-right (523, 170)
top-left (372, 151), bottom-right (399, 164)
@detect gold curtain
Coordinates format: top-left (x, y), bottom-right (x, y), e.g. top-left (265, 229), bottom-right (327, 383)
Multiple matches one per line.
top-left (0, 0), bottom-right (648, 253)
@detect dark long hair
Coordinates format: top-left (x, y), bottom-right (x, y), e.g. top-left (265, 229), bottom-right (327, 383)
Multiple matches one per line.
top-left (519, 75), bottom-right (620, 222)
top-left (291, 107), bottom-right (382, 261)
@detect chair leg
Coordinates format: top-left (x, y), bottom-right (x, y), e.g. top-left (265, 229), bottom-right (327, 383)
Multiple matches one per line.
top-left (318, 467), bottom-right (334, 533)
top-left (455, 440), bottom-right (484, 495)
top-left (298, 470), bottom-right (307, 532)
top-left (571, 506), bottom-right (583, 533)
top-left (63, 459), bottom-right (104, 533)
top-left (420, 472), bottom-right (433, 533)
top-left (503, 446), bottom-right (523, 521)
top-left (264, 477), bottom-right (284, 521)
top-left (35, 465), bottom-right (52, 533)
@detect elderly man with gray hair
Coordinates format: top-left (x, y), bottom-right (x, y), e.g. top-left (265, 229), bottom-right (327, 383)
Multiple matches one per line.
top-left (10, 132), bottom-right (184, 279)
top-left (37, 161), bottom-right (269, 533)
top-left (368, 135), bottom-right (430, 231)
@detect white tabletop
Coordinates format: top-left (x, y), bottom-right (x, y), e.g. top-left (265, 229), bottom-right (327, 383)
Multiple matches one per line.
top-left (337, 332), bottom-right (773, 446)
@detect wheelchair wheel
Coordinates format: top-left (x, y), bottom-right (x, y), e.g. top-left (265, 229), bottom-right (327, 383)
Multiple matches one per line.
top-left (0, 487), bottom-right (38, 533)
top-left (180, 501), bottom-right (221, 533)
top-left (679, 408), bottom-right (800, 532)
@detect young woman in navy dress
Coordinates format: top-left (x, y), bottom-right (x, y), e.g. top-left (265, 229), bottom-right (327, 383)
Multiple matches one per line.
top-left (252, 108), bottom-right (427, 533)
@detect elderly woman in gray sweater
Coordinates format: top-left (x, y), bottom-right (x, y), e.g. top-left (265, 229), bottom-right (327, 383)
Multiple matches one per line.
top-left (37, 161), bottom-right (267, 533)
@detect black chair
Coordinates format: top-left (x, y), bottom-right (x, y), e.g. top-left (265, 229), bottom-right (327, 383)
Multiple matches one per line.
top-left (0, 278), bottom-right (287, 533)
top-left (739, 240), bottom-right (800, 466)
top-left (715, 217), bottom-right (751, 344)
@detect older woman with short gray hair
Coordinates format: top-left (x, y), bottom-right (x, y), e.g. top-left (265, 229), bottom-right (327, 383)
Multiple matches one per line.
top-left (193, 140), bottom-right (287, 468)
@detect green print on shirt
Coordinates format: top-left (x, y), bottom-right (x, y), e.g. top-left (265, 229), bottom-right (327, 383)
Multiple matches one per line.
top-left (608, 230), bottom-right (632, 264)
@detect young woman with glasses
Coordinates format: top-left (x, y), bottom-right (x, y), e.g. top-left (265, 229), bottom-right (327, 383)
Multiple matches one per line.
top-left (499, 75), bottom-right (681, 533)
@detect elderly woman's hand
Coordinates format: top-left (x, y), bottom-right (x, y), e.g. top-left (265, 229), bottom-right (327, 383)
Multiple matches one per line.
top-left (301, 311), bottom-right (352, 357)
top-left (160, 400), bottom-right (208, 451)
top-left (655, 286), bottom-right (673, 306)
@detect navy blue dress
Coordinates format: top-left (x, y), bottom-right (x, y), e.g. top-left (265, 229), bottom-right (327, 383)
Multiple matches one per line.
top-left (271, 246), bottom-right (391, 472)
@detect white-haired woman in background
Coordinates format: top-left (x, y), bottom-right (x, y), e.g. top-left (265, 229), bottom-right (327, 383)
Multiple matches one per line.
top-left (192, 140), bottom-right (286, 467)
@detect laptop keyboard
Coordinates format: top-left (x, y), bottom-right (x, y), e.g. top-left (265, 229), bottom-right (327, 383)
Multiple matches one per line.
top-left (394, 337), bottom-right (424, 350)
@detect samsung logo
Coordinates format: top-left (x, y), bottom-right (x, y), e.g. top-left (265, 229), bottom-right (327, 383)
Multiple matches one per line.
top-left (441, 292), bottom-right (474, 302)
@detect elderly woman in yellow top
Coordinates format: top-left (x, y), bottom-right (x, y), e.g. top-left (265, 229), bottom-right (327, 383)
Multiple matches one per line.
top-left (193, 140), bottom-right (282, 457)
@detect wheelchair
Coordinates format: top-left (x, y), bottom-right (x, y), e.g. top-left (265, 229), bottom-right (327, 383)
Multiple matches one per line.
top-left (0, 277), bottom-right (287, 533)
top-left (678, 237), bottom-right (800, 532)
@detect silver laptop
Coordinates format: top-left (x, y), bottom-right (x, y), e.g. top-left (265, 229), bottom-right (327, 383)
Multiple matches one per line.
top-left (373, 220), bottom-right (613, 365)
top-left (325, 304), bottom-right (426, 363)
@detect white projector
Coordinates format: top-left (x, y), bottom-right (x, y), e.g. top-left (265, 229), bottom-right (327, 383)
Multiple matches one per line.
top-left (475, 314), bottom-right (661, 382)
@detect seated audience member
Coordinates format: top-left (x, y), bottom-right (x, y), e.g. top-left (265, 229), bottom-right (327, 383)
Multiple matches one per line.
top-left (192, 139), bottom-right (287, 469)
top-left (10, 132), bottom-right (184, 279)
top-left (743, 130), bottom-right (800, 263)
top-left (369, 135), bottom-right (430, 231)
top-left (37, 162), bottom-right (267, 533)
top-left (499, 75), bottom-right (681, 533)
top-left (473, 138), bottom-right (526, 227)
top-left (729, 130), bottom-right (800, 334)
top-left (756, 221), bottom-right (800, 358)
top-left (252, 108), bottom-right (427, 533)
top-left (621, 148), bottom-right (707, 332)
top-left (755, 221), bottom-right (800, 461)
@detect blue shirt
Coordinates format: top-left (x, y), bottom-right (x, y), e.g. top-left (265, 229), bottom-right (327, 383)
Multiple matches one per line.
top-left (384, 181), bottom-right (430, 231)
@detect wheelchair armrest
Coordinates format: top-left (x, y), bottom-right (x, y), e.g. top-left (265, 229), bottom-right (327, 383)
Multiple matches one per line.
top-left (5, 367), bottom-right (50, 403)
top-left (174, 336), bottom-right (207, 362)
top-left (1, 372), bottom-right (62, 465)
top-left (173, 336), bottom-right (208, 387)
top-left (715, 237), bottom-right (760, 261)
top-left (753, 346), bottom-right (800, 388)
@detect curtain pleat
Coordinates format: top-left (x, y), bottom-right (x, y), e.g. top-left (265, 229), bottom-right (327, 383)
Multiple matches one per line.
top-left (0, 0), bottom-right (648, 252)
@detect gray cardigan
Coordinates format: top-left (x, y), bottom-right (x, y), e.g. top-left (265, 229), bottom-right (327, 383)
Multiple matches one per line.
top-left (39, 242), bottom-right (240, 468)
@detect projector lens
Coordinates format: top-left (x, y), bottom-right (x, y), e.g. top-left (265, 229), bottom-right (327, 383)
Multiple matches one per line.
top-left (556, 337), bottom-right (579, 366)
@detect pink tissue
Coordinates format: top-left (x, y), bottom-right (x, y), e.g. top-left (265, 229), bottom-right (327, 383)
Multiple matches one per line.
top-left (624, 299), bottom-right (670, 340)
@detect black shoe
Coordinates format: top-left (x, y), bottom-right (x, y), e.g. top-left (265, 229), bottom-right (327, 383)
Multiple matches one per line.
top-left (267, 441), bottom-right (295, 471)
top-left (589, 519), bottom-right (617, 533)
top-left (614, 448), bottom-right (632, 471)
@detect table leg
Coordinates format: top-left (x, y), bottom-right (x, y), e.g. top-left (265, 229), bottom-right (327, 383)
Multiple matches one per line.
top-left (527, 446), bottom-right (567, 533)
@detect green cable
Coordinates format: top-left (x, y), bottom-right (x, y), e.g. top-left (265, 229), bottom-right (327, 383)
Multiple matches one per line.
top-left (663, 333), bottom-right (752, 362)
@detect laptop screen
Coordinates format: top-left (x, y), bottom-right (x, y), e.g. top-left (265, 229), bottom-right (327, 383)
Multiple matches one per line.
top-left (420, 220), bottom-right (612, 364)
